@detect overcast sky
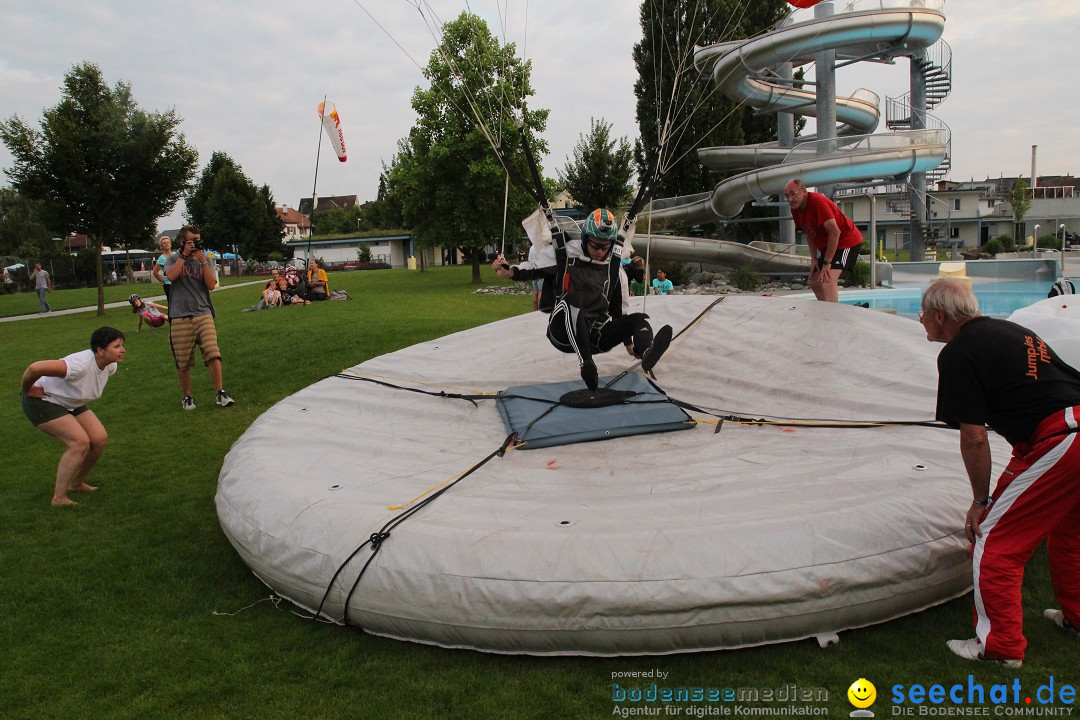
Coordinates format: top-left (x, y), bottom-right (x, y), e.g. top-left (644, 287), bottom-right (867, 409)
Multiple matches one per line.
top-left (1, 0), bottom-right (1078, 232)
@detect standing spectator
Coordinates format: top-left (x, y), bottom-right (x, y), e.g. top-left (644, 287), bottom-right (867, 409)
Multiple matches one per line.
top-left (152, 236), bottom-right (173, 302)
top-left (20, 326), bottom-right (126, 506)
top-left (29, 262), bottom-right (53, 313)
top-left (921, 278), bottom-right (1080, 668)
top-left (651, 268), bottom-right (674, 295)
top-left (783, 178), bottom-right (862, 302)
top-left (164, 226), bottom-right (235, 410)
top-left (628, 257), bottom-right (647, 297)
top-left (526, 244), bottom-right (546, 311)
top-left (306, 259), bottom-right (329, 301)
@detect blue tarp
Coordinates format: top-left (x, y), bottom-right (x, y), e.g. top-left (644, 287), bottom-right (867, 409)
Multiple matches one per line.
top-left (496, 373), bottom-right (694, 449)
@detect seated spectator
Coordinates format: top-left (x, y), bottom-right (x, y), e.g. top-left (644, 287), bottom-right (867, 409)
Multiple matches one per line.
top-left (652, 268), bottom-right (674, 295)
top-left (261, 280), bottom-right (283, 309)
top-left (127, 293), bottom-right (168, 332)
top-left (306, 259), bottom-right (329, 301)
top-left (280, 274), bottom-right (308, 305)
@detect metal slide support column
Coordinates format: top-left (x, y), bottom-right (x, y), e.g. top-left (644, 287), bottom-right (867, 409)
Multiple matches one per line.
top-left (908, 50), bottom-right (928, 262)
top-left (814, 2), bottom-right (837, 199)
top-left (777, 60), bottom-right (795, 247)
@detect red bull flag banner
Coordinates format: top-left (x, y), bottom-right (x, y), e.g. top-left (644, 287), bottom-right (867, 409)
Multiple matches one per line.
top-left (317, 101), bottom-right (347, 162)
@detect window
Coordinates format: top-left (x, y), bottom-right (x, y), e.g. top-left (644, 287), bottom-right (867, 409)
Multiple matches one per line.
top-left (953, 198), bottom-right (961, 211)
top-left (950, 227), bottom-right (960, 239)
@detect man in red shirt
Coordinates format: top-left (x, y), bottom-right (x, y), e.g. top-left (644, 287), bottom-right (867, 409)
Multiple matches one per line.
top-left (783, 178), bottom-right (863, 302)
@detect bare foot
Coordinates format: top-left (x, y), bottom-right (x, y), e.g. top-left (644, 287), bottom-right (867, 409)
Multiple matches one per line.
top-left (70, 483), bottom-right (98, 492)
top-left (51, 497), bottom-right (77, 507)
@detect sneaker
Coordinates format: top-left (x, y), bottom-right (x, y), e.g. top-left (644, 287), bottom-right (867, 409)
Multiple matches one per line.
top-left (216, 390), bottom-right (235, 407)
top-left (181, 396), bottom-right (196, 411)
top-left (641, 324), bottom-right (673, 373)
top-left (580, 360), bottom-right (598, 392)
top-left (946, 638), bottom-right (1022, 668)
top-left (1044, 609), bottom-right (1080, 637)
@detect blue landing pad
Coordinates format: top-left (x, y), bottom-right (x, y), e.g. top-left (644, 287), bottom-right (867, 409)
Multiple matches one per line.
top-left (495, 373), bottom-right (695, 449)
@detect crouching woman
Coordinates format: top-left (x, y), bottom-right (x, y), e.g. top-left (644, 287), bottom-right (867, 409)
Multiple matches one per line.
top-left (20, 326), bottom-right (126, 506)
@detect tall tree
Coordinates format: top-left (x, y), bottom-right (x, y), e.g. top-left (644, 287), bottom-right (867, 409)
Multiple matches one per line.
top-left (186, 153), bottom-right (282, 260)
top-left (253, 185), bottom-right (286, 260)
top-left (1008, 179), bottom-right (1032, 247)
top-left (394, 12), bottom-right (549, 282)
top-left (633, 0), bottom-right (789, 207)
top-left (0, 187), bottom-right (53, 258)
top-left (0, 62), bottom-right (197, 314)
top-left (559, 118), bottom-right (635, 212)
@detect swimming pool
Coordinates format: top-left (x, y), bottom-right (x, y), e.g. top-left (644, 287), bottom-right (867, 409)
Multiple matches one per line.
top-left (837, 280), bottom-right (1054, 318)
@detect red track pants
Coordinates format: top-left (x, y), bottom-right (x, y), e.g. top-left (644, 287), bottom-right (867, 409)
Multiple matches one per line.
top-left (974, 406), bottom-right (1080, 661)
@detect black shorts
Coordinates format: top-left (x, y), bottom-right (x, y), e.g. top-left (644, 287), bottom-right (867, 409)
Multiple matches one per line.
top-left (817, 246), bottom-right (860, 272)
top-left (22, 395), bottom-right (87, 426)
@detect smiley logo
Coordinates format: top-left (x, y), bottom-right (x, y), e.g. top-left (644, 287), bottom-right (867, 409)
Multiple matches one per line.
top-left (847, 678), bottom-right (877, 709)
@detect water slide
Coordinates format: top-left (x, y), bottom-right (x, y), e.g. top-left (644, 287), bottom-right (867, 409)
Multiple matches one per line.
top-left (645, 0), bottom-right (948, 228)
top-left (632, 233), bottom-right (812, 273)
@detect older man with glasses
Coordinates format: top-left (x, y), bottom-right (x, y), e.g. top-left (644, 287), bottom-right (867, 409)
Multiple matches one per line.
top-left (921, 277), bottom-right (1080, 668)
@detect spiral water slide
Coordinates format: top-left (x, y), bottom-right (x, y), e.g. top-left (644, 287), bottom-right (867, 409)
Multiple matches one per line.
top-left (644, 1), bottom-right (949, 238)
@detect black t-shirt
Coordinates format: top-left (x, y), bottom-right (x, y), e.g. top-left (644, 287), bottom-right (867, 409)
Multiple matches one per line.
top-left (936, 317), bottom-right (1080, 445)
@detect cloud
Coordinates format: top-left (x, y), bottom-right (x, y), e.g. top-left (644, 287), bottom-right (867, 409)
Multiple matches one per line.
top-left (1, 0), bottom-right (1077, 231)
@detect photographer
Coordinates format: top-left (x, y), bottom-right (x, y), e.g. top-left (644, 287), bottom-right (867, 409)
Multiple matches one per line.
top-left (164, 226), bottom-right (235, 410)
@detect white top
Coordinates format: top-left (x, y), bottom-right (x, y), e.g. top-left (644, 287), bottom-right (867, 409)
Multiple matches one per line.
top-left (35, 349), bottom-right (117, 410)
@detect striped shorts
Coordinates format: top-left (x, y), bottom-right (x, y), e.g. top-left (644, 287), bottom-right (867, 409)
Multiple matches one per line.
top-left (169, 314), bottom-right (222, 371)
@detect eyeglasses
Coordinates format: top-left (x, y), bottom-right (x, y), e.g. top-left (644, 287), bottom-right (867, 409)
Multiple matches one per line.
top-left (586, 238), bottom-right (612, 251)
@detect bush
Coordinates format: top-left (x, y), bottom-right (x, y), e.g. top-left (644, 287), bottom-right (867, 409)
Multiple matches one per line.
top-left (662, 261), bottom-right (693, 287)
top-left (981, 237), bottom-right (1005, 256)
top-left (730, 264), bottom-right (761, 291)
top-left (1037, 234), bottom-right (1063, 250)
top-left (842, 260), bottom-right (871, 288)
top-left (357, 244), bottom-right (372, 263)
top-left (992, 234), bottom-right (1015, 252)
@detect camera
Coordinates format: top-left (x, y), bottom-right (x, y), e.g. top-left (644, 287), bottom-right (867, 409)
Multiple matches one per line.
top-left (179, 236), bottom-right (203, 254)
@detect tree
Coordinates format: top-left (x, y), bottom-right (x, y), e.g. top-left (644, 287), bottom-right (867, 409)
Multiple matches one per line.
top-left (633, 0), bottom-right (791, 214)
top-left (0, 188), bottom-right (53, 258)
top-left (253, 185), bottom-right (286, 260)
top-left (1, 62), bottom-right (197, 314)
top-left (392, 12), bottom-right (549, 282)
top-left (559, 118), bottom-right (635, 212)
top-left (186, 153), bottom-right (282, 261)
top-left (1008, 178), bottom-right (1032, 246)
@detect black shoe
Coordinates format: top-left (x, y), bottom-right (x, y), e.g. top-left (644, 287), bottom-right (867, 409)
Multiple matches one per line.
top-left (641, 325), bottom-right (673, 373)
top-left (580, 360), bottom-right (598, 391)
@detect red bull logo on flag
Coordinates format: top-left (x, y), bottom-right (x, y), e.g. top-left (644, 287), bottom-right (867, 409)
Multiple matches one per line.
top-left (317, 101), bottom-right (347, 162)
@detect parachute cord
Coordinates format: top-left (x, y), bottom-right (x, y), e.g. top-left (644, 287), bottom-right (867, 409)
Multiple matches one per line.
top-left (315, 433), bottom-right (517, 627)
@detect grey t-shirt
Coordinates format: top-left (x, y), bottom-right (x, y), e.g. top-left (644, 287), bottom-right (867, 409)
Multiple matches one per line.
top-left (33, 269), bottom-right (50, 290)
top-left (163, 254), bottom-right (216, 318)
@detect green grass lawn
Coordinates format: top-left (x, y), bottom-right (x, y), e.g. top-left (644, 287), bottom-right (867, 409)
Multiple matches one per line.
top-left (1, 266), bottom-right (1073, 720)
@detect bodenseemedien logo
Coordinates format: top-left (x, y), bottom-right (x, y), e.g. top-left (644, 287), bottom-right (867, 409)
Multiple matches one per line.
top-left (849, 678), bottom-right (878, 718)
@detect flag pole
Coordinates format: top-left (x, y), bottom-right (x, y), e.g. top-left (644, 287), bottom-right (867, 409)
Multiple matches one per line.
top-left (308, 94), bottom-right (326, 262)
